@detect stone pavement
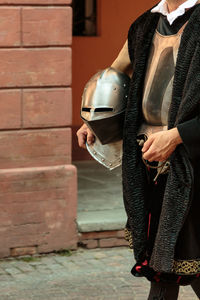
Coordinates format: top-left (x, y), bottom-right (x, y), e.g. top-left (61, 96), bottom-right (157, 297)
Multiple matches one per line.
top-left (0, 247), bottom-right (197, 300)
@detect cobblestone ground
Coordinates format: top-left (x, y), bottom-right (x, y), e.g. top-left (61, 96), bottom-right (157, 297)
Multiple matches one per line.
top-left (0, 247), bottom-right (197, 300)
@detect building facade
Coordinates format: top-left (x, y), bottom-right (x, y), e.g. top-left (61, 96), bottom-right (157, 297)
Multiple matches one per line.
top-left (0, 0), bottom-right (77, 258)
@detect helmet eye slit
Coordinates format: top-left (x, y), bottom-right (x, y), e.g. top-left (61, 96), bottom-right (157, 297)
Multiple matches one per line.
top-left (82, 108), bottom-right (91, 112)
top-left (95, 108), bottom-right (113, 112)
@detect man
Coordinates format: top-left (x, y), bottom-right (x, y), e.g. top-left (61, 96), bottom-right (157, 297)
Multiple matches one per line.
top-left (77, 0), bottom-right (200, 298)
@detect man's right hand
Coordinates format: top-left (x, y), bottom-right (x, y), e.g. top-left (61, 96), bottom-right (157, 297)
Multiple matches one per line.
top-left (76, 124), bottom-right (95, 149)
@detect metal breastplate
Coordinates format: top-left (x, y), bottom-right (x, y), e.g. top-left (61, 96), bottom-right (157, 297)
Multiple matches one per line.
top-left (138, 24), bottom-right (186, 137)
top-left (142, 29), bottom-right (182, 126)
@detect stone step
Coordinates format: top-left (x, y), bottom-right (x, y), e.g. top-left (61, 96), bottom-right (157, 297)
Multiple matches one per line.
top-left (77, 208), bottom-right (127, 233)
top-left (74, 160), bottom-right (127, 248)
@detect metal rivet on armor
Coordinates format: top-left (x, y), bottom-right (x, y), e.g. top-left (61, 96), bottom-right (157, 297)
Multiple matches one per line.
top-left (101, 159), bottom-right (105, 162)
top-left (93, 151), bottom-right (97, 155)
top-left (124, 84), bottom-right (126, 87)
top-left (109, 163), bottom-right (112, 166)
top-left (125, 95), bottom-right (128, 98)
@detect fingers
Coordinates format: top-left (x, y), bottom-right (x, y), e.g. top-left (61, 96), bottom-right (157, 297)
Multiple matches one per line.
top-left (142, 146), bottom-right (156, 162)
top-left (142, 136), bottom-right (153, 153)
top-left (77, 132), bottom-right (86, 149)
top-left (142, 140), bottom-right (164, 162)
top-left (87, 128), bottom-right (95, 145)
top-left (143, 144), bottom-right (169, 162)
top-left (76, 124), bottom-right (87, 149)
top-left (142, 135), bottom-right (160, 162)
top-left (76, 124), bottom-right (95, 149)
top-left (141, 131), bottom-right (177, 162)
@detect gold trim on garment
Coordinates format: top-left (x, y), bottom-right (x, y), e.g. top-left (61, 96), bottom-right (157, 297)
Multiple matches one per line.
top-left (124, 227), bottom-right (133, 249)
top-left (172, 259), bottom-right (200, 275)
top-left (124, 227), bottom-right (200, 275)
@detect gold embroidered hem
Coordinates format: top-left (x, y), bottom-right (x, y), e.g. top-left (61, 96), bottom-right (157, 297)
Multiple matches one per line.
top-left (124, 227), bottom-right (200, 275)
top-left (172, 259), bottom-right (200, 275)
top-left (124, 227), bottom-right (133, 249)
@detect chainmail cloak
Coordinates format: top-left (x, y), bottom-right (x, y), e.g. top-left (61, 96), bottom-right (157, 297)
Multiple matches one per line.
top-left (122, 5), bottom-right (200, 273)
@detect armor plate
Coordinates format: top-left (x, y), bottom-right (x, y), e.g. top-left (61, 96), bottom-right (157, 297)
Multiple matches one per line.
top-left (81, 68), bottom-right (130, 169)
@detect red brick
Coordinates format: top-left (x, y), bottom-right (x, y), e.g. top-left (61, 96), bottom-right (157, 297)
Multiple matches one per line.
top-left (99, 238), bottom-right (129, 248)
top-left (0, 164), bottom-right (77, 258)
top-left (22, 7), bottom-right (72, 46)
top-left (80, 240), bottom-right (98, 249)
top-left (0, 128), bottom-right (71, 169)
top-left (116, 230), bottom-right (125, 238)
top-left (0, 8), bottom-right (20, 47)
top-left (23, 88), bottom-right (72, 128)
top-left (1, 0), bottom-right (71, 4)
top-left (0, 48), bottom-right (71, 88)
top-left (10, 246), bottom-right (37, 257)
top-left (79, 231), bottom-right (122, 241)
top-left (0, 90), bottom-right (21, 129)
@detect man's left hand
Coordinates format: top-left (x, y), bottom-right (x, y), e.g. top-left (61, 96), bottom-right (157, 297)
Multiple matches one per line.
top-left (142, 128), bottom-right (183, 162)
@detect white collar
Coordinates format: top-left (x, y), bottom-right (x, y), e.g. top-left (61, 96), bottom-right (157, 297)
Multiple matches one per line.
top-left (151, 0), bottom-right (199, 25)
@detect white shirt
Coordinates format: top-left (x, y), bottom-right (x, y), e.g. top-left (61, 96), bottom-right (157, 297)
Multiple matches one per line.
top-left (151, 0), bottom-right (199, 25)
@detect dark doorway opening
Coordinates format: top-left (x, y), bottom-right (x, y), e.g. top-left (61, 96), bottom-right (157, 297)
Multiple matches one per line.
top-left (72, 0), bottom-right (97, 36)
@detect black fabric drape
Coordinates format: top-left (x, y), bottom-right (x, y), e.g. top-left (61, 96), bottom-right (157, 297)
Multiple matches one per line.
top-left (123, 4), bottom-right (200, 273)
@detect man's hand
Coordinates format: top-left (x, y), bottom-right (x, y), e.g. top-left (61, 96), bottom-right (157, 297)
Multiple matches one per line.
top-left (76, 124), bottom-right (95, 149)
top-left (142, 128), bottom-right (183, 162)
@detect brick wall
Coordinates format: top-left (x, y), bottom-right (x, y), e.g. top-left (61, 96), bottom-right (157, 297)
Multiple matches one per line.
top-left (0, 0), bottom-right (77, 257)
